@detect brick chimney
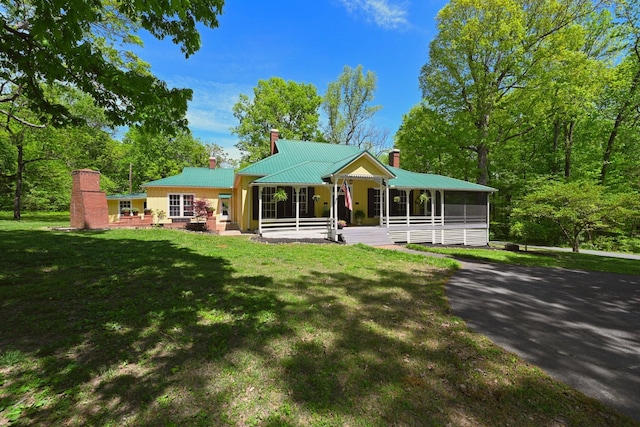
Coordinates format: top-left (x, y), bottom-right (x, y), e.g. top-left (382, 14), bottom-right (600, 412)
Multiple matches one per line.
top-left (70, 169), bottom-right (109, 229)
top-left (389, 149), bottom-right (400, 168)
top-left (209, 157), bottom-right (217, 169)
top-left (270, 129), bottom-right (279, 155)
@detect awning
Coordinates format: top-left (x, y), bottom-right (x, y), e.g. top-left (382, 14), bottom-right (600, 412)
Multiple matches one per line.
top-left (219, 193), bottom-right (232, 199)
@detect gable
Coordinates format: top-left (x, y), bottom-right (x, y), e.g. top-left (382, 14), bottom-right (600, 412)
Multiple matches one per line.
top-left (330, 153), bottom-right (394, 179)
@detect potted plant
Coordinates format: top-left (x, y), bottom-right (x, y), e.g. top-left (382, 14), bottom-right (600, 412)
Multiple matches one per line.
top-left (393, 195), bottom-right (401, 204)
top-left (418, 192), bottom-right (429, 205)
top-left (273, 188), bottom-right (288, 203)
top-left (312, 194), bottom-right (321, 203)
top-left (206, 206), bottom-right (215, 217)
top-left (143, 208), bottom-right (153, 215)
top-left (337, 219), bottom-right (346, 229)
top-left (131, 207), bottom-right (140, 216)
top-left (354, 210), bottom-right (365, 225)
top-left (121, 207), bottom-right (131, 216)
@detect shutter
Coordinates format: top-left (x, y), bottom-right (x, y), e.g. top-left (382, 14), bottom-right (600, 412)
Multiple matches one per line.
top-left (308, 187), bottom-right (315, 218)
top-left (252, 186), bottom-right (259, 220)
top-left (390, 189), bottom-right (399, 216)
top-left (368, 188), bottom-right (375, 218)
top-left (409, 190), bottom-right (415, 216)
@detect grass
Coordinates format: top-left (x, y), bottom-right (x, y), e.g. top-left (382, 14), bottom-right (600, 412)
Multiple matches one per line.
top-left (0, 213), bottom-right (637, 426)
top-left (406, 243), bottom-right (640, 275)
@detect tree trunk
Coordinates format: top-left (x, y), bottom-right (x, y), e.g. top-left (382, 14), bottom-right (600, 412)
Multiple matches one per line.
top-left (13, 142), bottom-right (24, 221)
top-left (476, 113), bottom-right (490, 185)
top-left (600, 65), bottom-right (640, 185)
top-left (564, 121), bottom-right (575, 180)
top-left (552, 119), bottom-right (561, 175)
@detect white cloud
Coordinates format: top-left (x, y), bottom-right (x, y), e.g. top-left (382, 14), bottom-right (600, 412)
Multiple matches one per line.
top-left (339, 0), bottom-right (409, 30)
top-left (163, 76), bottom-right (251, 159)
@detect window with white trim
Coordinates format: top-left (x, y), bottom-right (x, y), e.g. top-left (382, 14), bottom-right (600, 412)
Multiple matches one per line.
top-left (262, 187), bottom-right (276, 219)
top-left (373, 189), bottom-right (382, 217)
top-left (119, 200), bottom-right (131, 213)
top-left (169, 194), bottom-right (194, 217)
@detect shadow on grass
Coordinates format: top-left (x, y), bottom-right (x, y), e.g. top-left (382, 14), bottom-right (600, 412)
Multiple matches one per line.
top-left (0, 229), bottom-right (635, 426)
top-left (0, 228), bottom-right (283, 426)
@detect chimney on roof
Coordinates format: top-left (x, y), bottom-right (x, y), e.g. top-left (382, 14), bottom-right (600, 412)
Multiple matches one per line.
top-left (389, 149), bottom-right (400, 168)
top-left (209, 157), bottom-right (217, 169)
top-left (270, 129), bottom-right (279, 155)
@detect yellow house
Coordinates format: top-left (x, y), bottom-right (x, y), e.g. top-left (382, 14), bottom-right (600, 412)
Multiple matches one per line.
top-left (106, 130), bottom-right (496, 245)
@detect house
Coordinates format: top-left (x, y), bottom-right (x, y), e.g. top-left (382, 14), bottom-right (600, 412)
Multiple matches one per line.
top-left (103, 130), bottom-right (496, 245)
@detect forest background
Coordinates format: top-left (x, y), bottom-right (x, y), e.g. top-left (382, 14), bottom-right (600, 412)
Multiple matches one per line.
top-left (1, 0), bottom-right (639, 252)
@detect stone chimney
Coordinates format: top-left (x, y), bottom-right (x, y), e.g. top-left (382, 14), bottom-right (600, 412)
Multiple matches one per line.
top-left (209, 157), bottom-right (217, 169)
top-left (270, 129), bottom-right (279, 155)
top-left (389, 149), bottom-right (400, 168)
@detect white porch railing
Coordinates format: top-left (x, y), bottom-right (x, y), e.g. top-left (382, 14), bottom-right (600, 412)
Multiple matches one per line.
top-left (260, 217), bottom-right (330, 233)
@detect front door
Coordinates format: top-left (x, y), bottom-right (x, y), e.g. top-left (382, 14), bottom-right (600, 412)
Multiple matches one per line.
top-left (220, 200), bottom-right (230, 221)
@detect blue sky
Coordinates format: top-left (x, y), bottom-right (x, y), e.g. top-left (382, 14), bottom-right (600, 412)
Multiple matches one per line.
top-left (138, 0), bottom-right (447, 159)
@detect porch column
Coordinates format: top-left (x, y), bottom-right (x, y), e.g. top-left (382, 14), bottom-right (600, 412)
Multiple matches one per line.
top-left (379, 179), bottom-right (383, 226)
top-left (486, 192), bottom-right (490, 245)
top-left (440, 190), bottom-right (445, 244)
top-left (405, 189), bottom-right (410, 226)
top-left (258, 186), bottom-right (263, 234)
top-left (333, 179), bottom-right (338, 237)
top-left (294, 187), bottom-right (300, 231)
top-left (385, 182), bottom-right (390, 228)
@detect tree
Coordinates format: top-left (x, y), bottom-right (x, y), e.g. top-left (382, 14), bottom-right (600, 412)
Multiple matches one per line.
top-left (420, 0), bottom-right (598, 185)
top-left (511, 180), bottom-right (611, 252)
top-left (322, 65), bottom-right (388, 151)
top-left (394, 103), bottom-right (476, 179)
top-left (119, 128), bottom-right (209, 193)
top-left (0, 0), bottom-right (224, 132)
top-left (232, 77), bottom-right (322, 164)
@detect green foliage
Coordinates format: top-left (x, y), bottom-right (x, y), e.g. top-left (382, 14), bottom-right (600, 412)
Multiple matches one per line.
top-left (232, 77), bottom-right (322, 164)
top-left (510, 180), bottom-right (613, 252)
top-left (0, 0), bottom-right (225, 133)
top-left (322, 65), bottom-right (386, 150)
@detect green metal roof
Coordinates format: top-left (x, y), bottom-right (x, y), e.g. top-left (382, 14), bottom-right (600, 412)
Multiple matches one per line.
top-left (387, 167), bottom-right (496, 192)
top-left (238, 140), bottom-right (363, 177)
top-left (239, 139), bottom-right (495, 192)
top-left (253, 161), bottom-right (334, 184)
top-left (106, 192), bottom-right (147, 200)
top-left (142, 167), bottom-right (234, 188)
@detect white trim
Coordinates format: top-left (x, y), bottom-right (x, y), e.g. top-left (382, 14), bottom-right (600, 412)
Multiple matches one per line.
top-left (167, 193), bottom-right (195, 218)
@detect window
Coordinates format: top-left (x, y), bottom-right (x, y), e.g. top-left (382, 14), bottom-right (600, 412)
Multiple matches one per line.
top-left (395, 191), bottom-right (407, 216)
top-left (368, 188), bottom-right (383, 217)
top-left (119, 200), bottom-right (131, 213)
top-left (298, 187), bottom-right (307, 216)
top-left (262, 187), bottom-right (276, 219)
top-left (169, 194), bottom-right (194, 217)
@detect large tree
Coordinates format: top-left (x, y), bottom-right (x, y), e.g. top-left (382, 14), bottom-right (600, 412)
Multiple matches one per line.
top-left (0, 0), bottom-right (224, 132)
top-left (419, 0), bottom-right (599, 185)
top-left (322, 65), bottom-right (387, 152)
top-left (232, 77), bottom-right (322, 164)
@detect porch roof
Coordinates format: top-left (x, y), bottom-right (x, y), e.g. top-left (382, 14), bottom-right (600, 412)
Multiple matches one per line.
top-left (141, 167), bottom-right (234, 189)
top-left (388, 167), bottom-right (496, 192)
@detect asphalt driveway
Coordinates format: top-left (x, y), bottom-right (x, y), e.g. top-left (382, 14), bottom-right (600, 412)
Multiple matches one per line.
top-left (446, 260), bottom-right (640, 421)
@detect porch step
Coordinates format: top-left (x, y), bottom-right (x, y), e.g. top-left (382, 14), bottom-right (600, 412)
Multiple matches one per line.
top-left (339, 226), bottom-right (394, 246)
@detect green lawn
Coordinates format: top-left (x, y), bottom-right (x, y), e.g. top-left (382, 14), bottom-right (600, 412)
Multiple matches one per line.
top-left (406, 243), bottom-right (640, 275)
top-left (0, 214), bottom-right (637, 426)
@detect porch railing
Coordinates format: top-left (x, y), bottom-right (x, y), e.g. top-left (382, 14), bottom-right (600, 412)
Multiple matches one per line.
top-left (387, 215), bottom-right (487, 227)
top-left (260, 217), bottom-right (330, 233)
